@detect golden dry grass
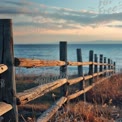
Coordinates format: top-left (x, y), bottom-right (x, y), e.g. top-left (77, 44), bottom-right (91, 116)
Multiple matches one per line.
top-left (16, 73), bottom-right (122, 122)
top-left (50, 74), bottom-right (122, 122)
top-left (50, 102), bottom-right (117, 122)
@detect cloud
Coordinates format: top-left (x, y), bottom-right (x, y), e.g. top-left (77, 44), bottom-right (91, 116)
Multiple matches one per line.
top-left (1, 0), bottom-right (122, 31)
top-left (0, 0), bottom-right (122, 26)
top-left (107, 24), bottom-right (122, 28)
top-left (0, 6), bottom-right (32, 15)
top-left (14, 20), bottom-right (81, 30)
top-left (1, 0), bottom-right (32, 6)
top-left (0, 0), bottom-right (38, 15)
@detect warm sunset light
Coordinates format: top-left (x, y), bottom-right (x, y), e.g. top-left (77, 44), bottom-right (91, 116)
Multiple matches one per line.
top-left (1, 0), bottom-right (122, 43)
top-left (1, 1), bottom-right (122, 122)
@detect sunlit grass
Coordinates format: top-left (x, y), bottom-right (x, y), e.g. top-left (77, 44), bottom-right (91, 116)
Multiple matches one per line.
top-left (16, 73), bottom-right (122, 122)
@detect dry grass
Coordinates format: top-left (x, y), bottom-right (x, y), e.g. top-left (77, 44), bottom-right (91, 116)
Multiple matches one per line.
top-left (16, 73), bottom-right (122, 122)
top-left (87, 74), bottom-right (122, 105)
top-left (50, 74), bottom-right (122, 122)
top-left (50, 102), bottom-right (117, 122)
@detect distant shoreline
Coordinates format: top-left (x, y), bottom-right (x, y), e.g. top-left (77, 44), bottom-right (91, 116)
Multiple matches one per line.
top-left (14, 43), bottom-right (122, 45)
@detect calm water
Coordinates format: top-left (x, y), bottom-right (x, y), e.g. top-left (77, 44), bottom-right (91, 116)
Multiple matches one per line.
top-left (14, 44), bottom-right (122, 75)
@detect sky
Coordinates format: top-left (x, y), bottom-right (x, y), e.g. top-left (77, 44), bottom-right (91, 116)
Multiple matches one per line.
top-left (1, 0), bottom-right (122, 44)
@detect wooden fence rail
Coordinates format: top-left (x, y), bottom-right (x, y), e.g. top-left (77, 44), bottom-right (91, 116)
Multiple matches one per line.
top-left (14, 58), bottom-right (114, 68)
top-left (16, 78), bottom-right (67, 105)
top-left (0, 64), bottom-right (8, 74)
top-left (16, 70), bottom-right (113, 105)
top-left (0, 19), bottom-right (116, 122)
top-left (0, 102), bottom-right (12, 116)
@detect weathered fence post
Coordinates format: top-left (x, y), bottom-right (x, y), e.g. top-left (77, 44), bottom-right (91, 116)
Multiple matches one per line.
top-left (114, 62), bottom-right (116, 73)
top-left (108, 58), bottom-right (111, 76)
top-left (0, 19), bottom-right (18, 121)
top-left (94, 54), bottom-right (98, 74)
top-left (111, 60), bottom-right (113, 75)
top-left (60, 42), bottom-right (68, 96)
top-left (89, 50), bottom-right (94, 85)
top-left (94, 54), bottom-right (98, 82)
top-left (99, 54), bottom-right (103, 76)
top-left (104, 57), bottom-right (107, 76)
top-left (77, 49), bottom-right (83, 99)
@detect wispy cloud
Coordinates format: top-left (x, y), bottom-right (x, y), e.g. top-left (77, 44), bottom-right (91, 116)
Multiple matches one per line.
top-left (1, 0), bottom-right (122, 43)
top-left (1, 0), bottom-right (32, 6)
top-left (1, 0), bottom-right (122, 26)
top-left (14, 21), bottom-right (80, 30)
top-left (107, 24), bottom-right (122, 28)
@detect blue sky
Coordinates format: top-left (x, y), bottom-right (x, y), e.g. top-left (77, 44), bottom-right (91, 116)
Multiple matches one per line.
top-left (1, 0), bottom-right (122, 44)
top-left (34, 0), bottom-right (98, 11)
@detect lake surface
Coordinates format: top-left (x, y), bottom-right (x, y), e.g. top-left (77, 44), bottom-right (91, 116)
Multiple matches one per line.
top-left (14, 44), bottom-right (122, 75)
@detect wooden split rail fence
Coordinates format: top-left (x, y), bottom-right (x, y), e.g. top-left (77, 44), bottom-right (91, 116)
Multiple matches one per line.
top-left (0, 19), bottom-right (116, 122)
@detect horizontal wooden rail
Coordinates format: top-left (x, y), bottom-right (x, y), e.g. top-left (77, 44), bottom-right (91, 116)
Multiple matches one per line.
top-left (93, 62), bottom-right (107, 65)
top-left (93, 62), bottom-right (114, 67)
top-left (93, 70), bottom-right (114, 77)
top-left (15, 58), bottom-right (115, 68)
top-left (68, 61), bottom-right (92, 66)
top-left (14, 58), bottom-right (66, 68)
top-left (16, 78), bottom-right (67, 105)
top-left (68, 85), bottom-right (93, 100)
top-left (68, 76), bottom-right (112, 100)
top-left (0, 64), bottom-right (8, 74)
top-left (68, 77), bottom-right (84, 85)
top-left (68, 70), bottom-right (114, 85)
top-left (0, 102), bottom-right (12, 116)
top-left (37, 97), bottom-right (67, 122)
top-left (14, 58), bottom-right (93, 67)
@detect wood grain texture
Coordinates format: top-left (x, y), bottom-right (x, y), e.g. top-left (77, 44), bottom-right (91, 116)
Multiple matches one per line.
top-left (37, 97), bottom-right (67, 122)
top-left (14, 58), bottom-right (115, 68)
top-left (60, 42), bottom-right (68, 96)
top-left (76, 49), bottom-right (83, 100)
top-left (0, 64), bottom-right (8, 74)
top-left (17, 78), bottom-right (67, 105)
top-left (0, 19), bottom-right (18, 122)
top-left (15, 58), bottom-right (66, 67)
top-left (0, 102), bottom-right (12, 116)
top-left (68, 61), bottom-right (92, 66)
top-left (68, 77), bottom-right (84, 85)
top-left (89, 50), bottom-right (94, 85)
